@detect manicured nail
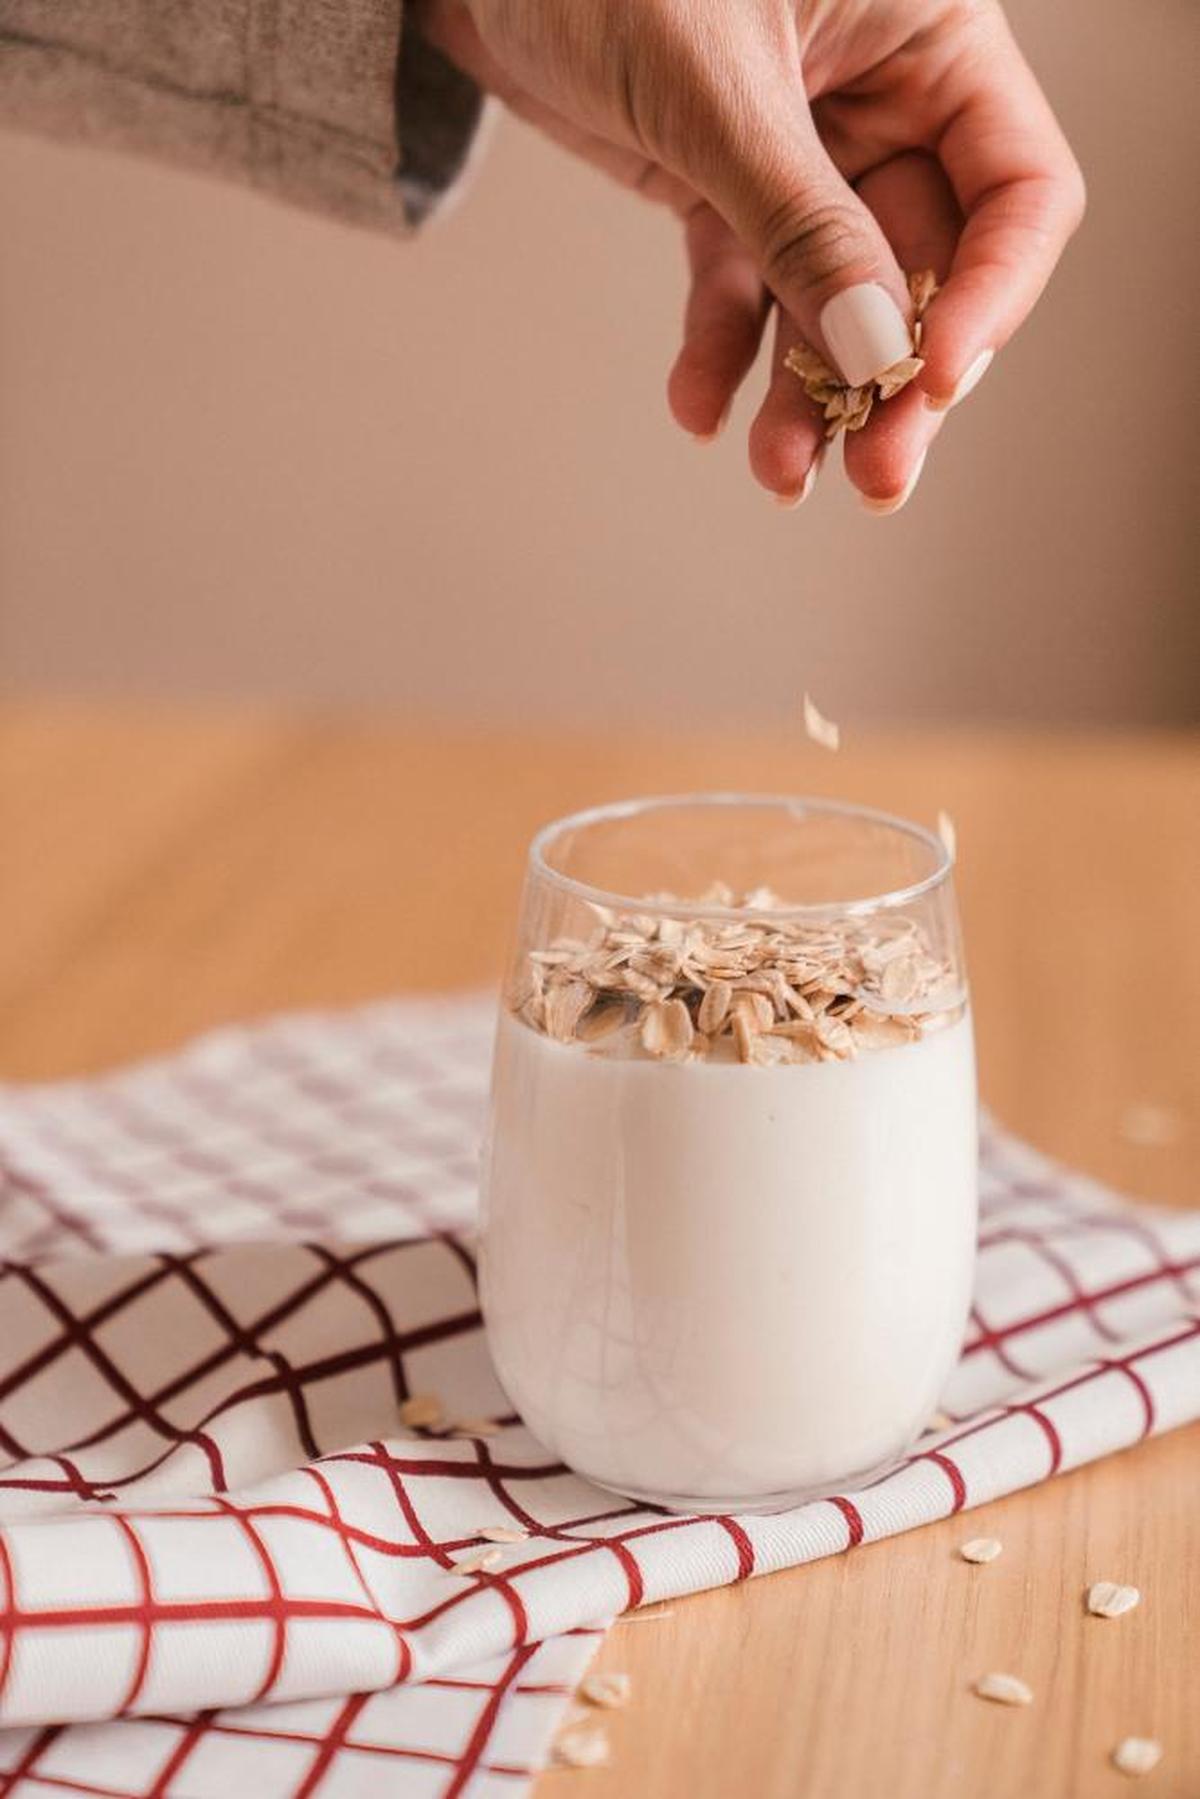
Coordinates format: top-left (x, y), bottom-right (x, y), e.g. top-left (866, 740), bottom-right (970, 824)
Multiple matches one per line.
top-left (691, 401), bottom-right (733, 445)
top-left (928, 348), bottom-right (994, 412)
top-left (772, 456), bottom-right (822, 509)
top-left (861, 449), bottom-right (927, 515)
top-left (819, 284), bottom-right (912, 388)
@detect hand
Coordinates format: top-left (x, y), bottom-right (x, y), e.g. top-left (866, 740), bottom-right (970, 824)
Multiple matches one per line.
top-left (419, 0), bottom-right (1084, 511)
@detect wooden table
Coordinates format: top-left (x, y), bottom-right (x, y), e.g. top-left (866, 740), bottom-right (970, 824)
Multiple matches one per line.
top-left (2, 703), bottom-right (1197, 1798)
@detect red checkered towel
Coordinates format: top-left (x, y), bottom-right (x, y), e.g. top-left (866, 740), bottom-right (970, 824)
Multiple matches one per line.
top-left (1, 998), bottom-right (1197, 1798)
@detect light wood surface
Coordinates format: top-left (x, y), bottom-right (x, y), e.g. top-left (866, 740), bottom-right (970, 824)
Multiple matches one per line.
top-left (2, 702), bottom-right (1197, 1799)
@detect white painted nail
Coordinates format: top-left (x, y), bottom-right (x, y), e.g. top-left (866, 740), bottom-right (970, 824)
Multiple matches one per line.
top-left (953, 348), bottom-right (994, 404)
top-left (929, 347), bottom-right (994, 412)
top-left (861, 448), bottom-right (927, 515)
top-left (819, 283), bottom-right (912, 388)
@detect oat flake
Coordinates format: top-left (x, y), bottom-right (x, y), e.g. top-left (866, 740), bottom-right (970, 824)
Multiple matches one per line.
top-left (554, 1724), bottom-right (611, 1768)
top-left (802, 692), bottom-right (840, 752)
top-left (959, 1537), bottom-right (1002, 1564)
top-left (399, 1394), bottom-right (443, 1430)
top-left (973, 1672), bottom-right (1033, 1707)
top-left (452, 1547), bottom-right (503, 1577)
top-left (1087, 1581), bottom-right (1140, 1619)
top-left (580, 1671), bottom-right (632, 1709)
top-left (1112, 1737), bottom-right (1163, 1777)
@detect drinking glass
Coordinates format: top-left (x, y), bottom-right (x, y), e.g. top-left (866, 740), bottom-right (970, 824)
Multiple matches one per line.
top-left (481, 795), bottom-right (977, 1513)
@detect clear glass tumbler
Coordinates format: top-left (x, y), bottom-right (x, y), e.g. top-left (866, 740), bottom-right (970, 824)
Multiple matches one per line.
top-left (480, 795), bottom-right (977, 1513)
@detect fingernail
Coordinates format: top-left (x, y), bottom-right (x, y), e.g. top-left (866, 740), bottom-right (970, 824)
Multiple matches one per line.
top-left (772, 455), bottom-right (822, 509)
top-left (861, 449), bottom-right (927, 516)
top-left (819, 284), bottom-right (912, 388)
top-left (928, 348), bottom-right (994, 412)
top-left (691, 401), bottom-right (733, 445)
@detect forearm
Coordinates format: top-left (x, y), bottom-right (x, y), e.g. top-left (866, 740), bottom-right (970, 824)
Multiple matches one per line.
top-left (0, 0), bottom-right (483, 231)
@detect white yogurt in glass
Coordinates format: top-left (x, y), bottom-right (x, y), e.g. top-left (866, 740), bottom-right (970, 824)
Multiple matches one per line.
top-left (481, 1007), bottom-right (977, 1511)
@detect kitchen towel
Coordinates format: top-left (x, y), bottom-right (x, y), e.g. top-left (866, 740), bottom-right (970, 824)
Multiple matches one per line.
top-left (1, 996), bottom-right (1197, 1797)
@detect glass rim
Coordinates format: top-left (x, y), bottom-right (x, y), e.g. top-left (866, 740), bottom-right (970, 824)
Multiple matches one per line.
top-left (529, 792), bottom-right (954, 922)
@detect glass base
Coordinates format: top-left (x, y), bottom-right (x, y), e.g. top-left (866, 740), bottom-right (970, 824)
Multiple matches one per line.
top-left (584, 1455), bottom-right (901, 1517)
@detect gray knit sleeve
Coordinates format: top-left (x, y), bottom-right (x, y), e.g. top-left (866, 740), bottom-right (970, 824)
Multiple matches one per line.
top-left (0, 0), bottom-right (485, 232)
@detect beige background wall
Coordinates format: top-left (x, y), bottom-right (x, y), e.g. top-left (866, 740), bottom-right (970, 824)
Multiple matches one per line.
top-left (0, 0), bottom-right (1196, 729)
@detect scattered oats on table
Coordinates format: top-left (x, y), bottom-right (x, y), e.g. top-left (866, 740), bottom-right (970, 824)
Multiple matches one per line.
top-left (580, 1671), bottom-right (632, 1709)
top-left (973, 1672), bottom-right (1033, 1707)
top-left (1086, 1581), bottom-right (1141, 1619)
top-left (553, 1724), bottom-right (611, 1769)
top-left (1112, 1737), bottom-right (1163, 1777)
top-left (959, 1537), bottom-right (1002, 1564)
top-left (785, 268), bottom-right (938, 439)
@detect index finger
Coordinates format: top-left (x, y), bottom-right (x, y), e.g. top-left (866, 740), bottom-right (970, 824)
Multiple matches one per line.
top-left (918, 23), bottom-right (1086, 408)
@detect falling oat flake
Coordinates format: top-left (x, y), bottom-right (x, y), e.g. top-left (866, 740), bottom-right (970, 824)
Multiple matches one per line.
top-left (803, 692), bottom-right (840, 752)
top-left (937, 810), bottom-right (957, 860)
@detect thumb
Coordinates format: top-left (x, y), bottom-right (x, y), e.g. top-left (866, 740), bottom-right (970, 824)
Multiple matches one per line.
top-left (689, 97), bottom-right (914, 386)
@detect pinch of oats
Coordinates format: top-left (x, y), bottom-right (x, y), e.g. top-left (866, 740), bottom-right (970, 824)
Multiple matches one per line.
top-left (400, 1393), bottom-right (444, 1430)
top-left (1087, 1581), bottom-right (1141, 1619)
top-left (640, 997), bottom-right (694, 1060)
top-left (875, 355), bottom-right (925, 402)
top-left (959, 1537), bottom-right (1003, 1564)
top-left (452, 1547), bottom-right (503, 1576)
top-left (784, 342), bottom-right (838, 388)
top-left (1119, 1104), bottom-right (1183, 1148)
top-left (697, 979), bottom-right (733, 1035)
top-left (1112, 1738), bottom-right (1163, 1777)
top-left (802, 692), bottom-right (840, 752)
top-left (973, 1672), bottom-right (1033, 1707)
top-left (579, 1671), bottom-right (632, 1709)
top-left (478, 1524), bottom-right (530, 1544)
top-left (553, 1724), bottom-right (610, 1769)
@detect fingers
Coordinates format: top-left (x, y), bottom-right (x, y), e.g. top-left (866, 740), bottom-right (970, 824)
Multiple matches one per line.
top-left (682, 47), bottom-right (916, 386)
top-left (917, 21), bottom-right (1086, 407)
top-left (748, 308), bottom-right (826, 503)
top-left (667, 206), bottom-right (770, 441)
